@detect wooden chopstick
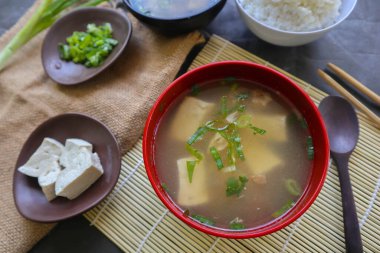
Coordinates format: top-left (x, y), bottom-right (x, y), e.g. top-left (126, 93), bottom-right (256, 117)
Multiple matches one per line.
top-left (327, 63), bottom-right (380, 106)
top-left (318, 69), bottom-right (380, 128)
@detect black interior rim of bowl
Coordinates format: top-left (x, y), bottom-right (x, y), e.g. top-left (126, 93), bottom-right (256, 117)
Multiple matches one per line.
top-left (123, 0), bottom-right (225, 21)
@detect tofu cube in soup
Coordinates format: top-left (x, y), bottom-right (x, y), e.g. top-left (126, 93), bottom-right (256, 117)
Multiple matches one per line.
top-left (177, 157), bottom-right (208, 207)
top-left (169, 96), bottom-right (215, 142)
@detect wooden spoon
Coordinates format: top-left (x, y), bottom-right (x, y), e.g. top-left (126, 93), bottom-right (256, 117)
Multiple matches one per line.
top-left (319, 96), bottom-right (363, 253)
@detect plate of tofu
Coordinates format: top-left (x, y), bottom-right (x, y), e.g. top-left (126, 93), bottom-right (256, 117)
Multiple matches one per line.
top-left (13, 113), bottom-right (121, 222)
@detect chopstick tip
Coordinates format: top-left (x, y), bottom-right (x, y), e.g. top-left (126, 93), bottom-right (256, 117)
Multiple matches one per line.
top-left (327, 62), bottom-right (337, 70)
top-left (317, 69), bottom-right (326, 76)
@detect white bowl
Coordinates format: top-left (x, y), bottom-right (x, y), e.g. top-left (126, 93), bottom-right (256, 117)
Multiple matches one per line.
top-left (235, 0), bottom-right (357, 46)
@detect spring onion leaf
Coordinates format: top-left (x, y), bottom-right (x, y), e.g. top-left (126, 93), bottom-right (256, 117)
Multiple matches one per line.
top-left (190, 84), bottom-right (201, 96)
top-left (0, 0), bottom-right (108, 72)
top-left (186, 160), bottom-right (196, 183)
top-left (191, 214), bottom-right (215, 226)
top-left (186, 144), bottom-right (204, 161)
top-left (285, 179), bottom-right (301, 196)
top-left (220, 96), bottom-right (228, 118)
top-left (272, 200), bottom-right (294, 218)
top-left (307, 136), bottom-right (314, 160)
top-left (226, 176), bottom-right (248, 197)
top-left (210, 147), bottom-right (224, 170)
top-left (236, 93), bottom-right (249, 101)
top-left (300, 118), bottom-right (308, 129)
top-left (233, 136), bottom-right (245, 161)
top-left (249, 124), bottom-right (266, 135)
top-left (286, 113), bottom-right (299, 125)
top-left (230, 127), bottom-right (245, 161)
top-left (161, 183), bottom-right (168, 192)
top-left (236, 114), bottom-right (252, 128)
top-left (237, 104), bottom-right (246, 112)
top-left (226, 142), bottom-right (235, 166)
top-left (187, 126), bottom-right (209, 145)
top-left (229, 221), bottom-right (245, 230)
top-left (287, 113), bottom-right (308, 129)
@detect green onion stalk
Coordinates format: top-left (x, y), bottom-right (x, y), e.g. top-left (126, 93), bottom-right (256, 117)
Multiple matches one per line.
top-left (0, 0), bottom-right (108, 72)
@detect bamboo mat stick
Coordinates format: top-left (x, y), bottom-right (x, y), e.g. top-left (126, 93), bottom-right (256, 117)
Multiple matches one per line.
top-left (83, 35), bottom-right (380, 253)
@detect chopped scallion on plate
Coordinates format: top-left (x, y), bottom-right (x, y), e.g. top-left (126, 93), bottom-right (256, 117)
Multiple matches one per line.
top-left (58, 23), bottom-right (118, 68)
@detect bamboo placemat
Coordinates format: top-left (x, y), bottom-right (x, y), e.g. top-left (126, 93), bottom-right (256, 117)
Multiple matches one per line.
top-left (84, 35), bottom-right (380, 252)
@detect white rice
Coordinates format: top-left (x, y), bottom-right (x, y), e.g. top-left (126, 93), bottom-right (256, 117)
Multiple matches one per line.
top-left (239, 0), bottom-right (342, 32)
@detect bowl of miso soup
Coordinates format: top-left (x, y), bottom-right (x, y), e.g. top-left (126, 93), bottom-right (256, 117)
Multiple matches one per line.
top-left (143, 61), bottom-right (329, 238)
top-left (122, 0), bottom-right (226, 34)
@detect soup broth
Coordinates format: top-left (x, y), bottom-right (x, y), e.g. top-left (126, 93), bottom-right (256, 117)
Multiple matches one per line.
top-left (155, 79), bottom-right (313, 230)
top-left (130, 0), bottom-right (219, 19)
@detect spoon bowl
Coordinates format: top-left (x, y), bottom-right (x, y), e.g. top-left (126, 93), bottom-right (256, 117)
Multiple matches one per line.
top-left (319, 96), bottom-right (363, 253)
top-left (319, 96), bottom-right (359, 154)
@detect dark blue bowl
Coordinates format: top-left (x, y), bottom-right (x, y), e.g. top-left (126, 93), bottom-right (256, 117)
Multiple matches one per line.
top-left (122, 0), bottom-right (226, 35)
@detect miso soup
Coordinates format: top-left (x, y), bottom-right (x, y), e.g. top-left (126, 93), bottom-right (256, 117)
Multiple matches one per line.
top-left (130, 0), bottom-right (220, 19)
top-left (154, 78), bottom-right (314, 230)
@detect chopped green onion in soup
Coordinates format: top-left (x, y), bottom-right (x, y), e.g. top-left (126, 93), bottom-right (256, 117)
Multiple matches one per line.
top-left (307, 136), bottom-right (314, 160)
top-left (284, 179), bottom-right (301, 196)
top-left (186, 160), bottom-right (196, 183)
top-left (186, 144), bottom-right (204, 161)
top-left (236, 114), bottom-right (252, 128)
top-left (161, 183), bottom-right (168, 192)
top-left (236, 92), bottom-right (249, 101)
top-left (187, 126), bottom-right (209, 145)
top-left (190, 84), bottom-right (201, 96)
top-left (220, 96), bottom-right (228, 118)
top-left (226, 176), bottom-right (248, 197)
top-left (249, 124), bottom-right (266, 135)
top-left (272, 200), bottom-right (294, 218)
top-left (229, 217), bottom-right (245, 230)
top-left (191, 214), bottom-right (215, 226)
top-left (210, 147), bottom-right (224, 170)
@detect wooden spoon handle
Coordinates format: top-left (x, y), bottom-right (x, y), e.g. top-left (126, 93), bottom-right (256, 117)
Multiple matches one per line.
top-left (334, 155), bottom-right (363, 253)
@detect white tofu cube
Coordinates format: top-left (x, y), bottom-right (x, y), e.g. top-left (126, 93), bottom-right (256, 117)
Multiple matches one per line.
top-left (177, 157), bottom-right (208, 207)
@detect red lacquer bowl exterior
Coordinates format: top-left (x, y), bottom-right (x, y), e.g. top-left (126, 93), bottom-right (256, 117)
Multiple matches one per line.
top-left (143, 61), bottom-right (329, 239)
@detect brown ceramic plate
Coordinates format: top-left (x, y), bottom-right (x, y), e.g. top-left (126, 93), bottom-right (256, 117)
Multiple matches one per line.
top-left (42, 7), bottom-right (132, 85)
top-left (13, 113), bottom-right (121, 222)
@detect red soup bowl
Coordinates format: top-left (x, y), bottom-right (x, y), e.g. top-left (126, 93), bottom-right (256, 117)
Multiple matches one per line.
top-left (143, 61), bottom-right (329, 239)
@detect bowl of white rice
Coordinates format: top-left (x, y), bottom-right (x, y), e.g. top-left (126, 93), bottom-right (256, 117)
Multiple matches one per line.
top-left (236, 0), bottom-right (357, 46)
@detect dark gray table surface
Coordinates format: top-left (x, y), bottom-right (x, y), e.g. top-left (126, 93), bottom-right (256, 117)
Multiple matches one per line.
top-left (1, 0), bottom-right (379, 252)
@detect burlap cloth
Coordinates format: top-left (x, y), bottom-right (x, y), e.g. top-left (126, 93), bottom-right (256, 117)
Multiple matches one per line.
top-left (0, 1), bottom-right (204, 252)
